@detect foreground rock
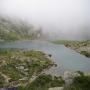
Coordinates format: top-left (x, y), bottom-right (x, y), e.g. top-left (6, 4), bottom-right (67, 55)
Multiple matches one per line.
top-left (48, 87), bottom-right (64, 90)
top-left (63, 71), bottom-right (81, 85)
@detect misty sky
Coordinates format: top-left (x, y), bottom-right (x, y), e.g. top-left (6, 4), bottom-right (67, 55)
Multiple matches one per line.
top-left (0, 0), bottom-right (90, 40)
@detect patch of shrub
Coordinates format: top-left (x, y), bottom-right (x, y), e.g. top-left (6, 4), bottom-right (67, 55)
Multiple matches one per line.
top-left (80, 51), bottom-right (90, 57)
top-left (19, 74), bottom-right (65, 90)
top-left (64, 74), bottom-right (90, 90)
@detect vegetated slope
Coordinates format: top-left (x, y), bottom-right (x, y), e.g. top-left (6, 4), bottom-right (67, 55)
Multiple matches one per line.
top-left (0, 49), bottom-right (90, 90)
top-left (0, 49), bottom-right (54, 87)
top-left (0, 17), bottom-right (42, 41)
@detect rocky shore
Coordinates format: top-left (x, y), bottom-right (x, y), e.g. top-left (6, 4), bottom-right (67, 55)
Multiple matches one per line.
top-left (53, 40), bottom-right (90, 58)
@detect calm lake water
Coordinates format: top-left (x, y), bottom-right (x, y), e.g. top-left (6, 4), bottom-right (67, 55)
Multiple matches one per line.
top-left (0, 40), bottom-right (90, 75)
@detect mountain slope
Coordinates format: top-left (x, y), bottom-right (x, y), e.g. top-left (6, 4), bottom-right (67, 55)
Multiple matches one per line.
top-left (0, 17), bottom-right (42, 41)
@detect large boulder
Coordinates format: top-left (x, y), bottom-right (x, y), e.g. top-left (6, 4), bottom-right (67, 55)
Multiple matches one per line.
top-left (63, 71), bottom-right (73, 85)
top-left (63, 71), bottom-right (81, 85)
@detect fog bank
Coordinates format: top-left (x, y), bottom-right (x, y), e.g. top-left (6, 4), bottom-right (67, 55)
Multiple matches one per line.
top-left (0, 0), bottom-right (90, 40)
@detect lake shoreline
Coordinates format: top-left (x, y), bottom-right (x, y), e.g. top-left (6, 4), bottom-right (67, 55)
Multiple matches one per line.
top-left (52, 40), bottom-right (90, 58)
top-left (0, 40), bottom-right (90, 73)
top-left (0, 49), bottom-right (55, 87)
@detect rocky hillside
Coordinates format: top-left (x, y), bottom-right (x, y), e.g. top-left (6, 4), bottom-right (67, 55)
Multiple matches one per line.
top-left (0, 17), bottom-right (42, 41)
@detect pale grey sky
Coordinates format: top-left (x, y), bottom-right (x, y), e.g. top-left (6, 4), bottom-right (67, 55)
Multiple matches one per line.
top-left (0, 0), bottom-right (90, 40)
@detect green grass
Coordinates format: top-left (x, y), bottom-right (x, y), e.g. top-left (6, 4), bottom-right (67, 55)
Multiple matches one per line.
top-left (52, 40), bottom-right (90, 47)
top-left (18, 74), bottom-right (65, 90)
top-left (0, 50), bottom-right (53, 87)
